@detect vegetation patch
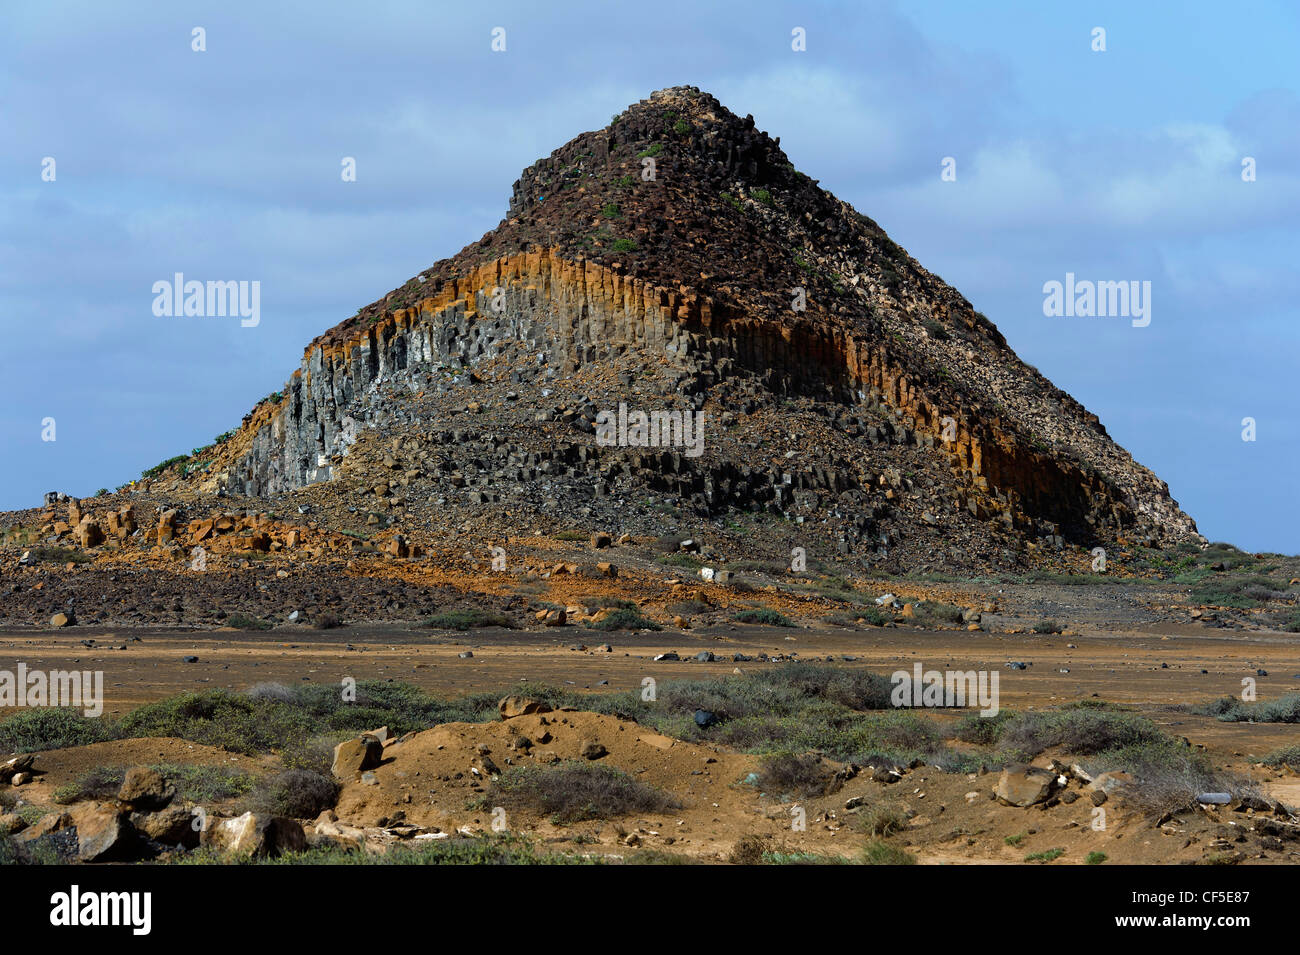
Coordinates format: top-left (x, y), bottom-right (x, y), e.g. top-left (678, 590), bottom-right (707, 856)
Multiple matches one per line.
top-left (480, 762), bottom-right (681, 823)
top-left (421, 609), bottom-right (516, 630)
top-left (733, 608), bottom-right (793, 627)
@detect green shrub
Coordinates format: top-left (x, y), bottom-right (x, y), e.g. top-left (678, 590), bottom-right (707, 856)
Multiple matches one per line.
top-left (611, 238), bottom-right (638, 252)
top-left (583, 608), bottom-right (660, 631)
top-left (227, 613), bottom-right (273, 631)
top-left (861, 841), bottom-right (915, 865)
top-left (859, 803), bottom-right (906, 837)
top-left (0, 708), bottom-right (119, 753)
top-left (1025, 848), bottom-right (1065, 863)
top-left (482, 762), bottom-right (680, 823)
top-left (1198, 693), bottom-right (1300, 723)
top-left (733, 608), bottom-right (793, 627)
top-left (243, 769), bottom-right (339, 818)
top-left (142, 455), bottom-right (189, 479)
top-left (120, 691), bottom-right (318, 755)
top-left (911, 601), bottom-right (965, 627)
top-left (755, 752), bottom-right (834, 798)
top-left (996, 707), bottom-right (1165, 760)
top-left (421, 609), bottom-right (515, 630)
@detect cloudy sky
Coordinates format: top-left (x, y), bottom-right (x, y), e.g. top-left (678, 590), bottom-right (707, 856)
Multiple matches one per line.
top-left (2, 1), bottom-right (1296, 552)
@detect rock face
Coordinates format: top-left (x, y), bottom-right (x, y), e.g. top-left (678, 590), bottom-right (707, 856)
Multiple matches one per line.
top-left (995, 764), bottom-right (1060, 807)
top-left (182, 86), bottom-right (1198, 562)
top-left (118, 766), bottom-right (175, 811)
top-left (331, 734), bottom-right (385, 778)
top-left (200, 811), bottom-right (305, 858)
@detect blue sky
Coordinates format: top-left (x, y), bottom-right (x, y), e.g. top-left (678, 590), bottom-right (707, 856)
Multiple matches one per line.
top-left (2, 1), bottom-right (1296, 552)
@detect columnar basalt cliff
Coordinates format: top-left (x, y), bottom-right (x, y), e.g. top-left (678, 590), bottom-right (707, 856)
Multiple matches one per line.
top-left (194, 86), bottom-right (1198, 559)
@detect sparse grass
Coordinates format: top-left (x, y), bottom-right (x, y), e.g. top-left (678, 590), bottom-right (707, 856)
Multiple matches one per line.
top-left (755, 752), bottom-right (833, 798)
top-left (910, 601), bottom-right (965, 628)
top-left (170, 834), bottom-right (600, 865)
top-left (1190, 574), bottom-right (1290, 609)
top-left (1025, 848), bottom-right (1065, 863)
top-left (1197, 693), bottom-right (1300, 723)
top-left (551, 530), bottom-right (587, 541)
top-left (1033, 619), bottom-right (1063, 634)
top-left (480, 762), bottom-right (680, 824)
top-left (421, 609), bottom-right (516, 630)
top-left (1004, 832), bottom-right (1025, 847)
top-left (611, 238), bottom-right (638, 253)
top-left (750, 187), bottom-right (773, 206)
top-left (1256, 744), bottom-right (1300, 768)
top-left (227, 613), bottom-right (273, 631)
top-left (0, 707), bottom-right (119, 753)
top-left (728, 834), bottom-right (774, 865)
top-left (954, 710), bottom-right (1014, 745)
top-left (242, 769), bottom-right (339, 818)
top-left (666, 599), bottom-right (709, 616)
top-left (1086, 851), bottom-right (1108, 865)
top-left (994, 706), bottom-right (1166, 761)
top-left (54, 762), bottom-right (255, 805)
top-left (733, 608), bottom-right (793, 627)
top-left (27, 546), bottom-right (91, 565)
top-left (922, 318), bottom-right (949, 341)
top-left (142, 454), bottom-right (189, 479)
top-left (657, 552), bottom-right (706, 568)
top-left (861, 841), bottom-right (916, 865)
top-left (859, 803), bottom-right (907, 837)
top-left (583, 608), bottom-right (661, 631)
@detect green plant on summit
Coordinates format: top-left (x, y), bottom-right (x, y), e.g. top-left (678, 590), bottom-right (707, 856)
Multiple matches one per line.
top-left (636, 143), bottom-right (663, 159)
top-left (142, 455), bottom-right (189, 479)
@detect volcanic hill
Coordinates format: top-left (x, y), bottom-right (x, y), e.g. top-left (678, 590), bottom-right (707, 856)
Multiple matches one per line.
top-left (33, 87), bottom-right (1204, 595)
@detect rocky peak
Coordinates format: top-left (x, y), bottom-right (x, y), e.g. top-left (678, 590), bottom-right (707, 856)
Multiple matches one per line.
top-left (165, 86), bottom-right (1198, 570)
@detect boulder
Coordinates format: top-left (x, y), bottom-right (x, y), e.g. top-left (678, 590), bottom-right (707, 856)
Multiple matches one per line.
top-left (75, 518), bottom-right (104, 548)
top-left (50, 612), bottom-right (74, 628)
top-left (132, 806), bottom-right (199, 846)
top-left (0, 754), bottom-right (36, 783)
top-left (498, 696), bottom-right (552, 720)
top-left (118, 766), bottom-right (175, 810)
top-left (14, 811), bottom-right (72, 844)
top-left (200, 812), bottom-right (304, 858)
top-left (590, 532), bottom-right (612, 549)
top-left (331, 734), bottom-right (384, 778)
top-left (69, 801), bottom-right (134, 862)
top-left (1089, 771), bottom-right (1133, 796)
top-left (995, 764), bottom-right (1059, 807)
